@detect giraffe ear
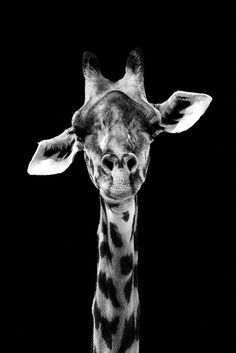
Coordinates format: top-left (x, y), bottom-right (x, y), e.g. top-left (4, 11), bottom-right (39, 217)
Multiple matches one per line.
top-left (27, 128), bottom-right (81, 175)
top-left (154, 91), bottom-right (212, 133)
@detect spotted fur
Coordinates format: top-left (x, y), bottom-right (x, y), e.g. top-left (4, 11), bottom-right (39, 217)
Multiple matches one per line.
top-left (92, 197), bottom-right (139, 352)
top-left (98, 272), bottom-right (121, 309)
top-left (124, 276), bottom-right (133, 303)
top-left (110, 222), bottom-right (123, 248)
top-left (120, 254), bottom-right (133, 276)
top-left (93, 300), bottom-right (120, 349)
top-left (118, 313), bottom-right (136, 353)
top-left (79, 90), bottom-right (153, 200)
top-left (99, 240), bottom-right (113, 262)
top-left (122, 211), bottom-right (130, 222)
top-left (27, 49), bottom-right (212, 353)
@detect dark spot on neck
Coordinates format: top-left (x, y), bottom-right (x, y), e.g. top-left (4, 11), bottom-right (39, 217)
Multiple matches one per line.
top-left (120, 254), bottom-right (133, 276)
top-left (118, 313), bottom-right (136, 353)
top-left (110, 222), bottom-right (123, 248)
top-left (98, 272), bottom-right (120, 308)
top-left (124, 276), bottom-right (133, 303)
top-left (122, 211), bottom-right (130, 222)
top-left (93, 301), bottom-right (101, 330)
top-left (93, 301), bottom-right (119, 349)
top-left (99, 240), bottom-right (113, 262)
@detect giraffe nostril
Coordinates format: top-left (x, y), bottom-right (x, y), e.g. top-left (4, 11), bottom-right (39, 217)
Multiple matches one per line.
top-left (126, 154), bottom-right (138, 173)
top-left (102, 153), bottom-right (138, 173)
top-left (127, 157), bottom-right (136, 172)
top-left (101, 155), bottom-right (115, 172)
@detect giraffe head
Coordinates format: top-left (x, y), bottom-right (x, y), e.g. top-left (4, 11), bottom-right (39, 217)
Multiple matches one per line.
top-left (28, 49), bottom-right (212, 204)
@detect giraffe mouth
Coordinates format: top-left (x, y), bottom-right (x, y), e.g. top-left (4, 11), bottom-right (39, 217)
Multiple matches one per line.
top-left (98, 181), bottom-right (132, 201)
top-left (110, 187), bottom-right (133, 199)
top-left (101, 182), bottom-right (139, 201)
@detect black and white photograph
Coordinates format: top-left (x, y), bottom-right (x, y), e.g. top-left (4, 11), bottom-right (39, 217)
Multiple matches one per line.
top-left (11, 2), bottom-right (233, 352)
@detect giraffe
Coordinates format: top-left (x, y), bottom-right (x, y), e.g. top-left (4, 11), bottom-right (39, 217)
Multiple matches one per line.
top-left (27, 49), bottom-right (212, 353)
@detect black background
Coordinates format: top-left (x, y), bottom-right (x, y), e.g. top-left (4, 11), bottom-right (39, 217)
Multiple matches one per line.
top-left (10, 1), bottom-right (233, 352)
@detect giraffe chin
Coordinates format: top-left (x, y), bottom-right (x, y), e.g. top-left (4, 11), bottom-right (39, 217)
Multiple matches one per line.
top-left (100, 186), bottom-right (135, 203)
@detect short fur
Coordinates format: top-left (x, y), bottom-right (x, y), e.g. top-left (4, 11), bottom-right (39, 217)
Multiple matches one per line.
top-left (27, 49), bottom-right (212, 352)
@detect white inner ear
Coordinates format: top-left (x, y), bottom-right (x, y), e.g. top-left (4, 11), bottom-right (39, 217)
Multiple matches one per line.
top-left (27, 129), bottom-right (79, 175)
top-left (28, 143), bottom-right (79, 175)
top-left (166, 94), bottom-right (212, 133)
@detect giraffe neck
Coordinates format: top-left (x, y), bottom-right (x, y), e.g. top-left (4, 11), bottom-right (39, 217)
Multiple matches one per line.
top-left (92, 196), bottom-right (140, 353)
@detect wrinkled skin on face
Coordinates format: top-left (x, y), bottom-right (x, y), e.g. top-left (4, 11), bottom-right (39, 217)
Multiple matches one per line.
top-left (27, 49), bottom-right (212, 199)
top-left (73, 91), bottom-right (157, 203)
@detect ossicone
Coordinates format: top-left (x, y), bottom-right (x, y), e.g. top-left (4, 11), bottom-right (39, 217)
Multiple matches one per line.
top-left (125, 47), bottom-right (144, 79)
top-left (82, 51), bottom-right (101, 78)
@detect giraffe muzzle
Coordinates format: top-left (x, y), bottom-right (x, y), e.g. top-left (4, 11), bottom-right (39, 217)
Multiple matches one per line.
top-left (101, 153), bottom-right (138, 174)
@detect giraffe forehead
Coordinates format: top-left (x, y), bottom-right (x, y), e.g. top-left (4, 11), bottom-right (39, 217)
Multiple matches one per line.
top-left (80, 90), bottom-right (153, 130)
top-left (94, 95), bottom-right (147, 127)
top-left (93, 103), bottom-right (147, 144)
top-left (79, 91), bottom-right (154, 156)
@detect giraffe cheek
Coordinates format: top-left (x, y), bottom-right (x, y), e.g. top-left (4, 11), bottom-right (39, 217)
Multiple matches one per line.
top-left (129, 169), bottom-right (143, 191)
